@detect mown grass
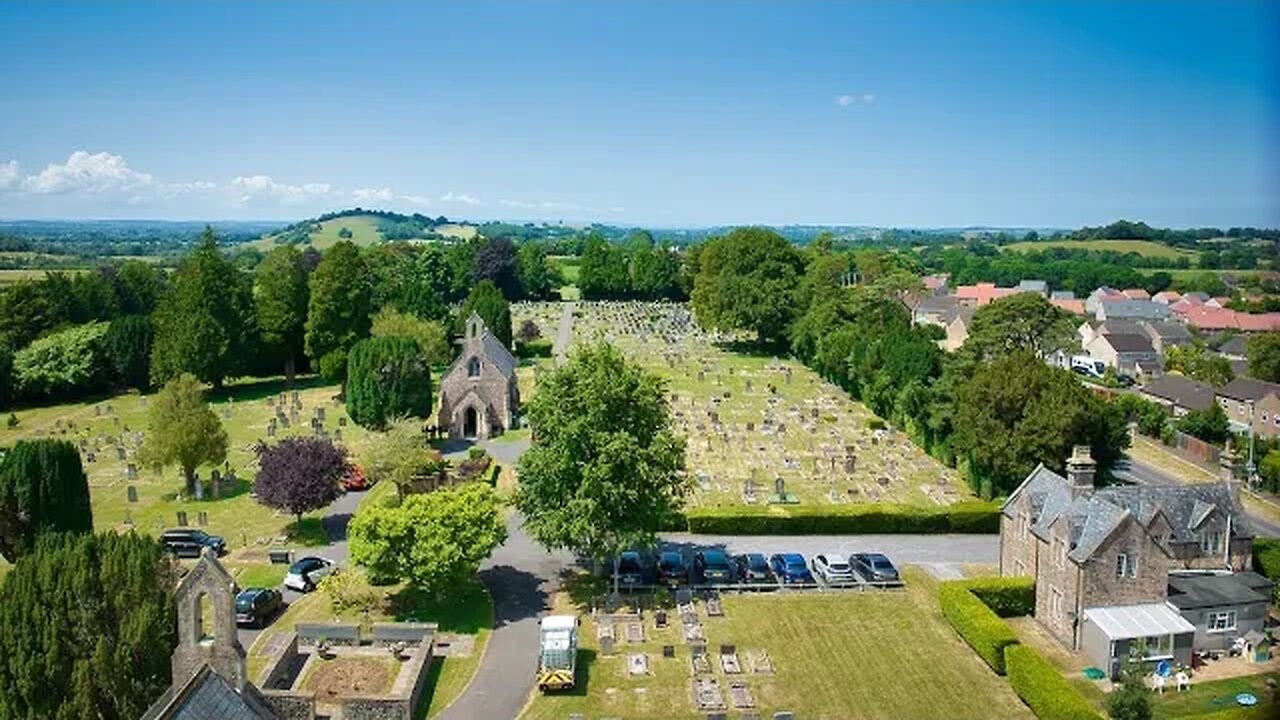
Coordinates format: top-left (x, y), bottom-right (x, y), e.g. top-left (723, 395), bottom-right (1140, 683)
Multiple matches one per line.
top-left (1150, 672), bottom-right (1279, 718)
top-left (521, 568), bottom-right (1032, 720)
top-left (1001, 239), bottom-right (1199, 261)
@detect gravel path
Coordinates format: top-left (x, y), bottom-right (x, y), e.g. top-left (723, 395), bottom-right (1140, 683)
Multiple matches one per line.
top-left (553, 301), bottom-right (575, 365)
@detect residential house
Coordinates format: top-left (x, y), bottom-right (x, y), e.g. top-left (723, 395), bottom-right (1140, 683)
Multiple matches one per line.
top-left (1052, 298), bottom-right (1088, 316)
top-left (942, 306), bottom-right (975, 352)
top-left (437, 312), bottom-right (520, 440)
top-left (954, 282), bottom-right (1013, 307)
top-left (1153, 290), bottom-right (1183, 305)
top-left (1017, 279), bottom-right (1049, 296)
top-left (1085, 333), bottom-right (1159, 372)
top-left (1140, 374), bottom-right (1217, 417)
top-left (1217, 335), bottom-right (1249, 362)
top-left (1051, 290), bottom-right (1077, 301)
top-left (1142, 321), bottom-right (1193, 355)
top-left (1216, 377), bottom-right (1280, 440)
top-left (1095, 299), bottom-right (1172, 322)
top-left (1000, 447), bottom-right (1253, 675)
top-left (1167, 571), bottom-right (1275, 653)
top-left (1079, 319), bottom-right (1143, 348)
top-left (921, 273), bottom-right (950, 295)
top-left (912, 294), bottom-right (961, 327)
top-left (1123, 288), bottom-right (1152, 300)
top-left (1086, 287), bottom-right (1128, 316)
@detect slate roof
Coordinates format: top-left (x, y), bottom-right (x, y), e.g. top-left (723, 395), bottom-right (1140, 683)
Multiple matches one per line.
top-left (1218, 377), bottom-right (1280, 402)
top-left (1051, 290), bottom-right (1077, 300)
top-left (482, 333), bottom-right (518, 377)
top-left (1017, 279), bottom-right (1048, 294)
top-left (1143, 321), bottom-right (1192, 344)
top-left (141, 666), bottom-right (276, 720)
top-left (1003, 464), bottom-right (1252, 564)
top-left (1216, 335), bottom-right (1249, 358)
top-left (1140, 374), bottom-right (1217, 411)
top-left (1100, 333), bottom-right (1155, 354)
top-left (914, 294), bottom-right (960, 317)
top-left (1167, 572), bottom-right (1275, 610)
top-left (1098, 299), bottom-right (1172, 320)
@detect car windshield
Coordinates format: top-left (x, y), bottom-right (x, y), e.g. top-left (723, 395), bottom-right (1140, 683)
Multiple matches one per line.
top-left (660, 553), bottom-right (681, 566)
top-left (619, 555), bottom-right (642, 570)
top-left (747, 555), bottom-right (768, 569)
top-left (703, 552), bottom-right (728, 567)
top-left (784, 557), bottom-right (805, 567)
top-left (289, 560), bottom-right (315, 573)
top-left (235, 594), bottom-right (255, 611)
top-left (871, 557), bottom-right (893, 569)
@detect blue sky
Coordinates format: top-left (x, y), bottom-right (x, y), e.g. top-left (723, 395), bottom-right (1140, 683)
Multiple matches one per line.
top-left (0, 2), bottom-right (1276, 227)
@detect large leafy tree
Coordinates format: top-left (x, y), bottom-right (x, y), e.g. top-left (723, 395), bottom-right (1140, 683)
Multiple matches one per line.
top-left (358, 418), bottom-right (447, 502)
top-left (516, 343), bottom-right (687, 588)
top-left (631, 244), bottom-right (682, 299)
top-left (0, 439), bottom-right (93, 562)
top-left (113, 259), bottom-right (167, 315)
top-left (150, 228), bottom-right (256, 388)
top-left (255, 245), bottom-right (310, 384)
top-left (1176, 404), bottom-right (1230, 444)
top-left (11, 321), bottom-right (110, 400)
top-left (458, 280), bottom-right (513, 349)
top-left (473, 236), bottom-right (521, 299)
top-left (952, 351), bottom-right (1129, 496)
top-left (0, 344), bottom-right (12, 410)
top-left (349, 482), bottom-right (506, 594)
top-left (368, 243), bottom-right (451, 321)
top-left (346, 336), bottom-right (432, 429)
top-left (371, 307), bottom-right (451, 365)
top-left (253, 437), bottom-right (346, 522)
top-left (102, 314), bottom-right (153, 391)
top-left (578, 233), bottom-right (630, 299)
top-left (1247, 332), bottom-right (1280, 383)
top-left (139, 374), bottom-right (228, 496)
top-left (1165, 341), bottom-right (1235, 386)
top-left (0, 532), bottom-right (176, 720)
top-left (305, 240), bottom-right (373, 381)
top-left (517, 241), bottom-right (558, 300)
top-left (691, 227), bottom-right (806, 344)
top-left (960, 293), bottom-right (1077, 361)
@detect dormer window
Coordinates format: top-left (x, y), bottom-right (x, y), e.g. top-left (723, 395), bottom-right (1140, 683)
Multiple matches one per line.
top-left (468, 357), bottom-right (481, 378)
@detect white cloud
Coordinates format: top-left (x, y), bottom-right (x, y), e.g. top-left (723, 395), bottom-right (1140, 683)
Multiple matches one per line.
top-left (155, 180), bottom-right (217, 199)
top-left (837, 93), bottom-right (875, 108)
top-left (837, 95), bottom-right (854, 107)
top-left (230, 175), bottom-right (335, 205)
top-left (862, 93), bottom-right (876, 104)
top-left (0, 160), bottom-right (19, 191)
top-left (22, 151), bottom-right (153, 194)
top-left (352, 187), bottom-right (430, 207)
top-left (499, 199), bottom-right (537, 209)
top-left (440, 191), bottom-right (480, 206)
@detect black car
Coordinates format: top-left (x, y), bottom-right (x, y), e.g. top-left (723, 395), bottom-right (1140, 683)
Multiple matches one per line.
top-left (234, 588), bottom-right (284, 628)
top-left (735, 553), bottom-right (774, 584)
top-left (851, 552), bottom-right (901, 583)
top-left (161, 528), bottom-right (227, 558)
top-left (694, 550), bottom-right (735, 584)
top-left (615, 551), bottom-right (649, 586)
top-left (657, 550), bottom-right (689, 584)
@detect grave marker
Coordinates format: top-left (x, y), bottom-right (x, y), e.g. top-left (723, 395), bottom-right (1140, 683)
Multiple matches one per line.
top-left (127, 485), bottom-right (138, 503)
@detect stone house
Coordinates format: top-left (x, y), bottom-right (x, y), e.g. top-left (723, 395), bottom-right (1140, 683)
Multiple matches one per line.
top-left (941, 306), bottom-right (975, 353)
top-left (1084, 332), bottom-right (1159, 372)
top-left (1142, 321), bottom-right (1193, 355)
top-left (437, 312), bottom-right (520, 440)
top-left (999, 447), bottom-right (1253, 654)
top-left (1216, 377), bottom-right (1280, 440)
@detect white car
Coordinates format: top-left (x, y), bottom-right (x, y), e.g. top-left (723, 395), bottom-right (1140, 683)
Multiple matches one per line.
top-left (283, 556), bottom-right (337, 592)
top-left (811, 553), bottom-right (856, 585)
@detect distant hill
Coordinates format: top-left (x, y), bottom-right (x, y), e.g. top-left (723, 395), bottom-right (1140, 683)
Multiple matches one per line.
top-left (247, 208), bottom-right (477, 251)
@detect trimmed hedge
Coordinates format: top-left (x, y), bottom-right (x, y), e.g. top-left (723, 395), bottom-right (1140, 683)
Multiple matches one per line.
top-left (684, 500), bottom-right (1000, 535)
top-left (964, 576), bottom-right (1036, 618)
top-left (1004, 644), bottom-right (1103, 720)
top-left (938, 580), bottom-right (1020, 674)
top-left (516, 339), bottom-right (554, 359)
top-left (1252, 537), bottom-right (1280, 582)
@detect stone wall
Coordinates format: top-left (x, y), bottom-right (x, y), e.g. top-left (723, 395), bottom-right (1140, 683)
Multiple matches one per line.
top-left (258, 633), bottom-right (302, 690)
top-left (403, 644), bottom-right (434, 717)
top-left (1079, 517), bottom-right (1169, 611)
top-left (259, 690), bottom-right (316, 720)
top-left (999, 499), bottom-right (1038, 578)
top-left (1034, 520), bottom-right (1082, 649)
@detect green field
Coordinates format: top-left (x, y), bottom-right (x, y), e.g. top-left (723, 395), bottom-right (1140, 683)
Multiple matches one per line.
top-left (521, 569), bottom-right (1033, 720)
top-left (0, 376), bottom-right (380, 555)
top-left (1003, 239), bottom-right (1199, 261)
top-left (247, 573), bottom-right (494, 719)
top-left (549, 256), bottom-right (580, 283)
top-left (0, 267), bottom-right (91, 284)
top-left (248, 213), bottom-right (479, 251)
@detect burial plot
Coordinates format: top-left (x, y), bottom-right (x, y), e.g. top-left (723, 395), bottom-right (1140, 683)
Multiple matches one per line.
top-left (627, 653), bottom-right (649, 676)
top-left (693, 678), bottom-right (726, 711)
top-left (729, 682), bottom-right (755, 709)
top-left (690, 644), bottom-right (711, 675)
top-left (746, 649), bottom-right (774, 674)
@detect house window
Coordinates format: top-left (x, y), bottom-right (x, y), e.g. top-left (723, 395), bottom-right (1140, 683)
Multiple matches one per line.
top-left (467, 357), bottom-right (481, 378)
top-left (1208, 611), bottom-right (1237, 633)
top-left (1049, 587), bottom-right (1063, 621)
top-left (1200, 530), bottom-right (1223, 554)
top-left (1052, 537), bottom-right (1066, 569)
top-left (1138, 634), bottom-right (1175, 659)
top-left (1115, 553), bottom-right (1136, 578)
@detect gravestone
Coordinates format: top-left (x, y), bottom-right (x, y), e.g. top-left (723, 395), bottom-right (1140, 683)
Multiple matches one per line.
top-left (193, 478), bottom-right (204, 500)
top-left (267, 424), bottom-right (276, 438)
top-left (599, 634), bottom-right (615, 656)
top-left (729, 683), bottom-right (755, 709)
top-left (127, 485), bottom-right (138, 503)
top-left (176, 510), bottom-right (188, 527)
top-left (267, 396), bottom-right (275, 407)
top-left (197, 511), bottom-right (208, 527)
top-left (339, 417), bottom-right (347, 427)
top-left (662, 644), bottom-right (675, 658)
top-left (627, 653), bottom-right (649, 676)
top-left (655, 609), bottom-right (668, 628)
top-left (126, 463), bottom-right (137, 480)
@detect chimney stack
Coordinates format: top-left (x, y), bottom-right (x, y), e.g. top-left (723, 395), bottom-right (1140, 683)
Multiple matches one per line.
top-left (1067, 445), bottom-right (1095, 497)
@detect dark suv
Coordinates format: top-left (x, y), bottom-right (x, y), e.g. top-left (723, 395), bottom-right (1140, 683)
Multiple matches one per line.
top-left (235, 588), bottom-right (284, 628)
top-left (161, 528), bottom-right (227, 558)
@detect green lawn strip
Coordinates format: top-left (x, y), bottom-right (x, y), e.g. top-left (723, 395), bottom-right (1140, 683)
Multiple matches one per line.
top-left (523, 567), bottom-right (1032, 720)
top-left (224, 561), bottom-right (289, 590)
top-left (1150, 672), bottom-right (1280, 719)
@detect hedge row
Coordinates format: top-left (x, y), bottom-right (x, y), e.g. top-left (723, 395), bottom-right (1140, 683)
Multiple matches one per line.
top-left (516, 339), bottom-right (554, 359)
top-left (684, 500), bottom-right (1000, 535)
top-left (963, 576), bottom-right (1036, 618)
top-left (938, 580), bottom-right (1020, 674)
top-left (1005, 644), bottom-right (1103, 720)
top-left (1252, 537), bottom-right (1280, 582)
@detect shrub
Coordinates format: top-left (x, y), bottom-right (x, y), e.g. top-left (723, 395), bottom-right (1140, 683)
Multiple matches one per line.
top-left (516, 338), bottom-right (553, 358)
top-left (684, 501), bottom-right (1000, 535)
top-left (1004, 644), bottom-right (1103, 720)
top-left (346, 336), bottom-right (432, 429)
top-left (318, 568), bottom-right (380, 618)
top-left (939, 580), bottom-right (1020, 674)
top-left (866, 417), bottom-right (886, 430)
top-left (12, 321), bottom-right (110, 400)
top-left (963, 576), bottom-right (1036, 617)
top-left (1253, 537), bottom-right (1280, 581)
top-left (0, 439), bottom-right (94, 562)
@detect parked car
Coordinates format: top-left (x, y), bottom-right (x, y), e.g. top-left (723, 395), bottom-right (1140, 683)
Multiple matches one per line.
top-left (340, 465), bottom-right (369, 491)
top-left (768, 553), bottom-right (815, 585)
top-left (234, 587), bottom-right (284, 628)
top-left (851, 553), bottom-right (901, 583)
top-left (735, 553), bottom-right (775, 585)
top-left (657, 550), bottom-right (689, 585)
top-left (283, 556), bottom-right (337, 592)
top-left (811, 553), bottom-right (856, 585)
top-left (161, 528), bottom-right (227, 558)
top-left (615, 550), bottom-right (649, 586)
top-left (693, 550), bottom-right (735, 584)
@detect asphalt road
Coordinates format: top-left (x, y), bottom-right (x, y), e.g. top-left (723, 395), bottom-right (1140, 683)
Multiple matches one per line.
top-left (1116, 456), bottom-right (1280, 538)
top-left (235, 486), bottom-right (367, 649)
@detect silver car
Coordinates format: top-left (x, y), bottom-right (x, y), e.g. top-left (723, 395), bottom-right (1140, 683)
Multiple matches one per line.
top-left (811, 553), bottom-right (856, 585)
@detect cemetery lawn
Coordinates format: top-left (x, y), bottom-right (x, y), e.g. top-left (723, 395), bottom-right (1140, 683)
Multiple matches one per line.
top-left (519, 568), bottom-right (1033, 720)
top-left (0, 376), bottom-right (379, 555)
top-left (561, 302), bottom-right (971, 510)
top-left (247, 578), bottom-right (494, 719)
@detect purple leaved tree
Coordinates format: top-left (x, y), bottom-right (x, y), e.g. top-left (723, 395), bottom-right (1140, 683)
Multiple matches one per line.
top-left (253, 437), bottom-right (347, 522)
